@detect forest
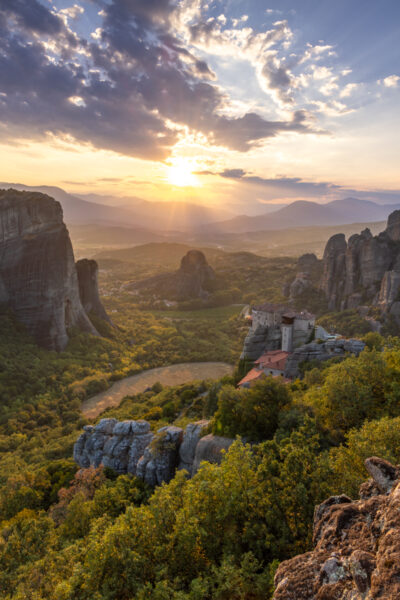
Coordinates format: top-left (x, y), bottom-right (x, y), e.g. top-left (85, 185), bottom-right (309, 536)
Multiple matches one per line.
top-left (1, 274), bottom-right (400, 599)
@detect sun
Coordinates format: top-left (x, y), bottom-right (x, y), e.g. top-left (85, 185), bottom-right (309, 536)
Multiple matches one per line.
top-left (166, 158), bottom-right (200, 187)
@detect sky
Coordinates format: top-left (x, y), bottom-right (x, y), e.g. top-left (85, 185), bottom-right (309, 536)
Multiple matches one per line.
top-left (0, 0), bottom-right (399, 214)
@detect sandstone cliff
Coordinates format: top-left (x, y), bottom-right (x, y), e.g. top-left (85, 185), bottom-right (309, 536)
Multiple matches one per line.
top-left (126, 249), bottom-right (217, 301)
top-left (0, 189), bottom-right (109, 350)
top-left (320, 211), bottom-right (400, 313)
top-left (273, 456), bottom-right (400, 600)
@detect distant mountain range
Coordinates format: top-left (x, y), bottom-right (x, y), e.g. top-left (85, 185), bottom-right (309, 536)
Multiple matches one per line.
top-left (204, 198), bottom-right (400, 233)
top-left (0, 183), bottom-right (231, 231)
top-left (1, 183), bottom-right (399, 234)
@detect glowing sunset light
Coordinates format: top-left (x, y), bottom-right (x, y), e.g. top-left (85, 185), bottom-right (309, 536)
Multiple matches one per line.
top-left (166, 158), bottom-right (200, 188)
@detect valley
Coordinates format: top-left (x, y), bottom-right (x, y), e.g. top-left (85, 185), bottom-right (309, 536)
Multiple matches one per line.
top-left (3, 189), bottom-right (400, 599)
top-left (81, 362), bottom-right (234, 418)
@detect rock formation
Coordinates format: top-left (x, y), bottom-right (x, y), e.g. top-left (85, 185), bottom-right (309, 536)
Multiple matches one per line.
top-left (76, 259), bottom-right (111, 323)
top-left (0, 189), bottom-right (110, 350)
top-left (74, 418), bottom-right (233, 484)
top-left (319, 212), bottom-right (400, 313)
top-left (136, 426), bottom-right (183, 486)
top-left (283, 254), bottom-right (320, 301)
top-left (273, 456), bottom-right (400, 599)
top-left (126, 249), bottom-right (217, 301)
top-left (284, 338), bottom-right (365, 379)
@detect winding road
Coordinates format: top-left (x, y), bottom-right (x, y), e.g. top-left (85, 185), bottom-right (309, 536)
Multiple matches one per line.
top-left (81, 362), bottom-right (234, 419)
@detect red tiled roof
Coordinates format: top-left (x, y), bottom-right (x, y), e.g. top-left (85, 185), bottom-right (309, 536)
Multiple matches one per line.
top-left (237, 368), bottom-right (265, 386)
top-left (254, 350), bottom-right (290, 371)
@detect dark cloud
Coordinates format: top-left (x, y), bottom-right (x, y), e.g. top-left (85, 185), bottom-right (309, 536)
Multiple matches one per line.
top-left (219, 168), bottom-right (340, 196)
top-left (0, 0), bottom-right (317, 160)
top-left (0, 0), bottom-right (63, 34)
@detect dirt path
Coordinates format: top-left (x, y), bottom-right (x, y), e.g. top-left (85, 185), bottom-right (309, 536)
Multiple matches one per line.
top-left (81, 362), bottom-right (234, 419)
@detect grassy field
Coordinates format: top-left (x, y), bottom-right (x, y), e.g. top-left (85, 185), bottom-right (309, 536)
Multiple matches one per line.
top-left (149, 304), bottom-right (245, 320)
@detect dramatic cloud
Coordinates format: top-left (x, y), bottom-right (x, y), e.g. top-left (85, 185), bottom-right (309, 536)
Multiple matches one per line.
top-left (219, 168), bottom-right (340, 197)
top-left (0, 0), bottom-right (322, 160)
top-left (214, 168), bottom-right (400, 206)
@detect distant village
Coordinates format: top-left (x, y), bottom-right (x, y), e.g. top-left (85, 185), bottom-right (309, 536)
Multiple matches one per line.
top-left (238, 302), bottom-right (365, 387)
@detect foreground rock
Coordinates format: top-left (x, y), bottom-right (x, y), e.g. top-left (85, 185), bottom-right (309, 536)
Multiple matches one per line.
top-left (0, 189), bottom-right (110, 350)
top-left (126, 249), bottom-right (217, 302)
top-left (273, 456), bottom-right (400, 599)
top-left (74, 418), bottom-right (232, 484)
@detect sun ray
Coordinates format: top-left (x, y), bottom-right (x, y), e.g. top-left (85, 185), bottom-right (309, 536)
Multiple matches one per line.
top-left (166, 158), bottom-right (200, 188)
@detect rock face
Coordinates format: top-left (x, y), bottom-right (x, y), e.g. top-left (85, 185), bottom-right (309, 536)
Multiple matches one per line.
top-left (273, 456), bottom-right (400, 600)
top-left (74, 419), bottom-right (232, 484)
top-left (284, 338), bottom-right (365, 379)
top-left (241, 324), bottom-right (271, 361)
top-left (0, 189), bottom-right (109, 350)
top-left (127, 249), bottom-right (217, 301)
top-left (320, 212), bottom-right (400, 312)
top-left (73, 419), bottom-right (153, 475)
top-left (76, 259), bottom-right (111, 323)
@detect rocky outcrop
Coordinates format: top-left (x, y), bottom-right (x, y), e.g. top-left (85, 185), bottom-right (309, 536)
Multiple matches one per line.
top-left (126, 249), bottom-right (217, 301)
top-left (320, 212), bottom-right (400, 312)
top-left (76, 259), bottom-right (111, 323)
top-left (192, 434), bottom-right (233, 474)
top-left (73, 418), bottom-right (153, 474)
top-left (273, 457), bottom-right (400, 600)
top-left (0, 189), bottom-right (109, 350)
top-left (74, 419), bottom-right (232, 484)
top-left (284, 338), bottom-right (365, 379)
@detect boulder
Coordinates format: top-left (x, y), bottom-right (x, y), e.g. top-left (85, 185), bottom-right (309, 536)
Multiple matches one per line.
top-left (192, 434), bottom-right (233, 475)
